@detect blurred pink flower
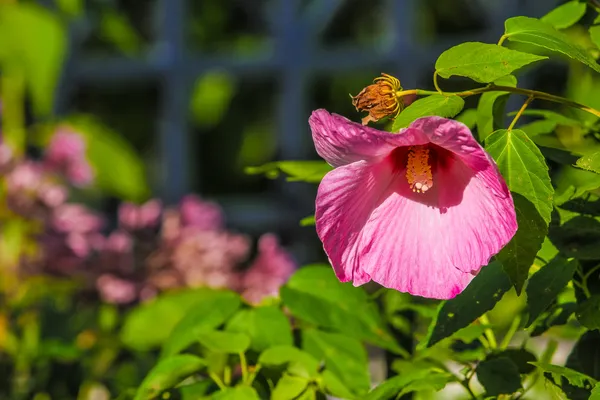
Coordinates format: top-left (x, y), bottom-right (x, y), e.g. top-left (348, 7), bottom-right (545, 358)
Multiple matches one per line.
top-left (309, 110), bottom-right (517, 299)
top-left (172, 230), bottom-right (250, 288)
top-left (119, 200), bottom-right (162, 231)
top-left (241, 234), bottom-right (296, 305)
top-left (179, 195), bottom-right (224, 231)
top-left (51, 204), bottom-right (104, 234)
top-left (96, 274), bottom-right (137, 304)
top-left (44, 127), bottom-right (94, 187)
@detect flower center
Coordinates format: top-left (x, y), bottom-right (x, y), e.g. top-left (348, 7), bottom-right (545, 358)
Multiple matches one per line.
top-left (405, 146), bottom-right (433, 193)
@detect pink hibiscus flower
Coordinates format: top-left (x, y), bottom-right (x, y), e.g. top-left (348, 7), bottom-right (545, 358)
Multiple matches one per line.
top-left (310, 110), bottom-right (517, 299)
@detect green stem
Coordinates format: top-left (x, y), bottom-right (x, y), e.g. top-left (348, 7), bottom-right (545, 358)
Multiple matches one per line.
top-left (584, 263), bottom-right (600, 281)
top-left (508, 96), bottom-right (534, 131)
top-left (239, 352), bottom-right (248, 384)
top-left (397, 83), bottom-right (600, 120)
top-left (433, 71), bottom-right (442, 94)
top-left (246, 365), bottom-right (261, 386)
top-left (479, 314), bottom-right (497, 349)
top-left (499, 314), bottom-right (521, 350)
top-left (209, 372), bottom-right (227, 390)
top-left (498, 35), bottom-right (508, 46)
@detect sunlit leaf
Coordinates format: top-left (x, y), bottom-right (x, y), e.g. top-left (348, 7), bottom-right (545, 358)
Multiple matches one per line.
top-left (302, 329), bottom-right (370, 396)
top-left (575, 152), bottom-right (600, 174)
top-left (161, 291), bottom-right (241, 357)
top-left (0, 3), bottom-right (66, 115)
top-left (121, 289), bottom-right (226, 351)
top-left (392, 95), bottom-right (464, 130)
top-left (477, 75), bottom-right (517, 140)
top-left (211, 386), bottom-right (261, 400)
top-left (541, 1), bottom-right (587, 29)
top-left (485, 128), bottom-right (553, 223)
top-left (197, 331), bottom-right (250, 354)
top-left (190, 71), bottom-right (236, 128)
top-left (531, 362), bottom-right (597, 388)
top-left (485, 128), bottom-right (552, 292)
top-left (299, 215), bottom-right (315, 226)
top-left (134, 355), bottom-right (206, 400)
top-left (435, 42), bottom-right (546, 83)
top-left (226, 306), bottom-right (293, 352)
top-left (281, 266), bottom-right (404, 355)
top-left (503, 16), bottom-right (600, 73)
top-left (245, 161), bottom-right (332, 183)
top-left (258, 345), bottom-right (320, 377)
top-left (272, 374), bottom-right (309, 400)
top-left (365, 370), bottom-right (452, 400)
top-left (455, 109), bottom-right (478, 129)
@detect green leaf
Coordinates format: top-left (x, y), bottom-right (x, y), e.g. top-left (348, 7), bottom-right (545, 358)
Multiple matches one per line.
top-left (519, 120), bottom-right (558, 137)
top-left (134, 355), bottom-right (206, 400)
top-left (591, 382), bottom-right (600, 400)
top-left (516, 109), bottom-right (583, 126)
top-left (576, 295), bottom-right (600, 330)
top-left (549, 216), bottom-right (600, 259)
top-left (161, 291), bottom-right (241, 357)
top-left (455, 109), bottom-right (478, 129)
top-left (575, 152), bottom-right (600, 174)
top-left (541, 1), bottom-right (587, 30)
top-left (531, 302), bottom-right (577, 337)
top-left (258, 345), bottom-right (320, 377)
top-left (590, 16), bottom-right (600, 51)
top-left (178, 380), bottom-right (213, 399)
top-left (321, 370), bottom-right (357, 400)
top-left (280, 266), bottom-right (403, 355)
top-left (225, 306), bottom-right (293, 352)
top-left (99, 9), bottom-right (142, 55)
top-left (245, 161), bottom-right (332, 183)
top-left (391, 95), bottom-right (464, 131)
top-left (496, 194), bottom-right (548, 293)
top-left (56, 0), bottom-right (83, 17)
top-left (490, 349), bottom-right (537, 374)
top-left (211, 386), bottom-right (261, 400)
top-left (477, 357), bottom-right (522, 396)
top-left (365, 370), bottom-right (452, 400)
top-left (299, 215), bottom-right (315, 227)
top-left (503, 16), bottom-right (600, 74)
top-left (531, 362), bottom-right (597, 388)
top-left (272, 374), bottom-right (309, 400)
top-left (0, 3), bottom-right (66, 115)
top-left (190, 71), bottom-right (236, 128)
top-left (485, 128), bottom-right (553, 223)
top-left (526, 257), bottom-right (577, 326)
top-left (120, 289), bottom-right (226, 351)
top-left (567, 331), bottom-right (600, 383)
top-left (426, 262), bottom-right (510, 347)
top-left (485, 127), bottom-right (553, 293)
top-left (67, 116), bottom-right (150, 201)
top-left (435, 42), bottom-right (546, 83)
top-left (302, 329), bottom-right (370, 395)
top-left (197, 331), bottom-right (250, 354)
top-left (477, 75), bottom-right (517, 140)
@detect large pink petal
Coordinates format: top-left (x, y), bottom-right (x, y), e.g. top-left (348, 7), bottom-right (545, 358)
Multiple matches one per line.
top-left (309, 109), bottom-right (428, 167)
top-left (410, 117), bottom-right (490, 171)
top-left (315, 150), bottom-right (516, 299)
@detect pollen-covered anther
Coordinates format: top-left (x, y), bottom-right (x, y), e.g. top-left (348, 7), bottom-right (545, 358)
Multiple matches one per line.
top-left (405, 146), bottom-right (433, 193)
